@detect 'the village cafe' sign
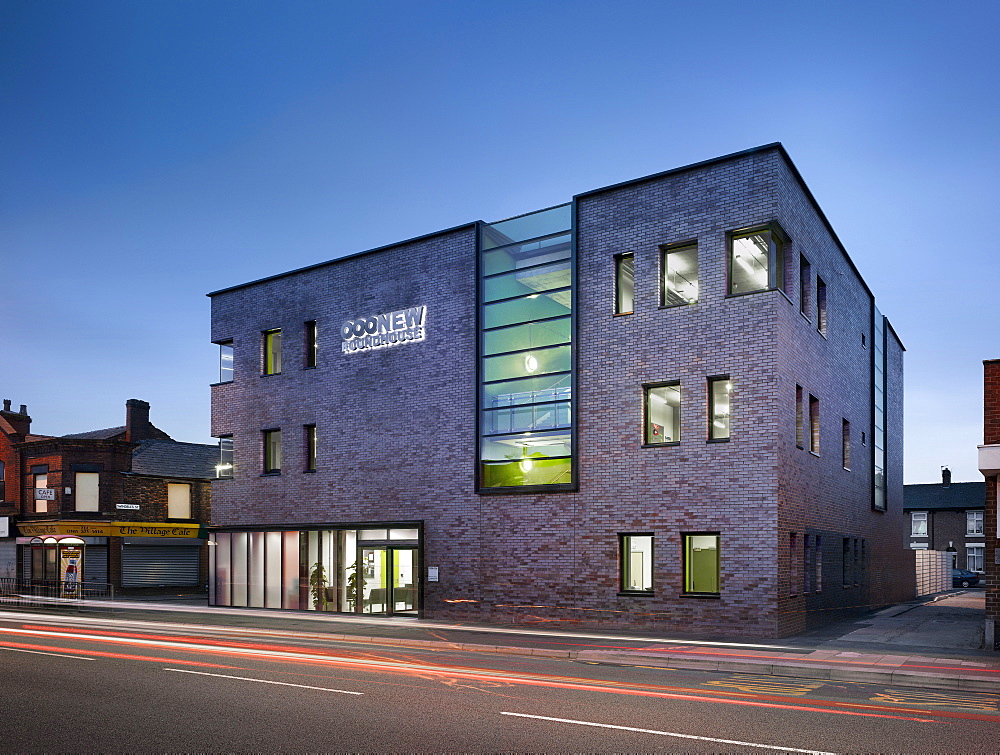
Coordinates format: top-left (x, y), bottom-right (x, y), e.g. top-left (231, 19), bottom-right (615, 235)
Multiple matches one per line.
top-left (341, 305), bottom-right (426, 354)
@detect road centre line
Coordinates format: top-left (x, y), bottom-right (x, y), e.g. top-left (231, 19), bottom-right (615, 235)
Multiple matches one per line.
top-left (500, 712), bottom-right (836, 754)
top-left (163, 668), bottom-right (363, 694)
top-left (0, 646), bottom-right (95, 661)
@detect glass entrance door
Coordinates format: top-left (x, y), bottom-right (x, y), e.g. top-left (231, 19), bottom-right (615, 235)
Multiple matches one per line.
top-left (359, 547), bottom-right (417, 616)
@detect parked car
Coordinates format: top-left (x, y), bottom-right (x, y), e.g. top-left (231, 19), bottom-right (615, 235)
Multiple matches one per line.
top-left (952, 569), bottom-right (981, 588)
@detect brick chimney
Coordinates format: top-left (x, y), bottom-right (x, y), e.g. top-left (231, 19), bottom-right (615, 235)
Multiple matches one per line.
top-left (942, 466), bottom-right (951, 487)
top-left (125, 399), bottom-right (151, 442)
top-left (0, 399), bottom-right (31, 438)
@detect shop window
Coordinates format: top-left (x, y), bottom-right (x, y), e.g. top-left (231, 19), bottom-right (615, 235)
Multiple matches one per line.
top-left (817, 277), bottom-right (828, 336)
top-left (75, 472), bottom-right (99, 512)
top-left (683, 533), bottom-right (720, 595)
top-left (842, 419), bottom-right (851, 470)
top-left (661, 243), bottom-right (698, 306)
top-left (968, 546), bottom-right (984, 573)
top-left (799, 255), bottom-right (811, 318)
top-left (708, 376), bottom-right (731, 441)
top-left (644, 383), bottom-right (680, 444)
top-left (809, 394), bottom-right (820, 454)
top-left (218, 340), bottom-right (234, 383)
top-left (729, 227), bottom-right (785, 295)
top-left (263, 430), bottom-right (282, 474)
top-left (967, 511), bottom-right (983, 536)
top-left (304, 321), bottom-right (318, 369)
top-left (167, 483), bottom-right (192, 519)
top-left (263, 329), bottom-right (282, 375)
top-left (305, 425), bottom-right (317, 472)
top-left (615, 253), bottom-right (634, 314)
top-left (795, 385), bottom-right (804, 448)
top-left (620, 534), bottom-right (653, 593)
top-left (217, 436), bottom-right (234, 478)
top-left (911, 512), bottom-right (927, 536)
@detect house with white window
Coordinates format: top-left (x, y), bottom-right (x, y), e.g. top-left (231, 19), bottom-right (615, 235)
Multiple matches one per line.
top-left (904, 468), bottom-right (985, 573)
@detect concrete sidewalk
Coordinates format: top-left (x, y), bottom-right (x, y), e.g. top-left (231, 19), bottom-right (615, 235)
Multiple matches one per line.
top-left (15, 589), bottom-right (998, 692)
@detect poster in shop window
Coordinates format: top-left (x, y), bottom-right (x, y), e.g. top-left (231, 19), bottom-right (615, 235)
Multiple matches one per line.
top-left (60, 547), bottom-right (82, 599)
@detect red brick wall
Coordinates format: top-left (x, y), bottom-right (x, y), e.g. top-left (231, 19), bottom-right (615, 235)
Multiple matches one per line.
top-left (984, 360), bottom-right (1000, 624)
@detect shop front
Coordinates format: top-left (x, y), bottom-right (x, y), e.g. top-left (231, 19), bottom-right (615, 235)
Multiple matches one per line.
top-left (210, 523), bottom-right (421, 616)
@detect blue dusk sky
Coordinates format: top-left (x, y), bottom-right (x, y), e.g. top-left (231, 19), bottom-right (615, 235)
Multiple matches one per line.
top-left (2, 1), bottom-right (997, 483)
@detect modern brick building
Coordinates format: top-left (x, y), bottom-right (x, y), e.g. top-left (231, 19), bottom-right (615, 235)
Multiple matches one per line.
top-left (208, 143), bottom-right (912, 637)
top-left (904, 469), bottom-right (985, 574)
top-left (0, 399), bottom-right (215, 589)
top-left (978, 359), bottom-right (1000, 648)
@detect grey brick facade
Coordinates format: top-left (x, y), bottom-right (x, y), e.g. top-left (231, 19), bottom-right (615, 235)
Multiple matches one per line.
top-left (208, 144), bottom-right (912, 638)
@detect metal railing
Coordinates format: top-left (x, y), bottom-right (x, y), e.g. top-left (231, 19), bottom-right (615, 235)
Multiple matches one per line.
top-left (0, 578), bottom-right (116, 612)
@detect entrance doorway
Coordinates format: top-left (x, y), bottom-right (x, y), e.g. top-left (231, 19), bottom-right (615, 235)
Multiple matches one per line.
top-left (360, 547), bottom-right (417, 616)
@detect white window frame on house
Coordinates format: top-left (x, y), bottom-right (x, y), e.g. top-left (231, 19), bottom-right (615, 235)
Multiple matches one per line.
top-left (910, 511), bottom-right (928, 537)
top-left (966, 545), bottom-right (984, 573)
top-left (966, 510), bottom-right (983, 536)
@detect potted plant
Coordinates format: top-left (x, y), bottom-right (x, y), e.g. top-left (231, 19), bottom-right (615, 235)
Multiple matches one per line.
top-left (344, 562), bottom-right (358, 612)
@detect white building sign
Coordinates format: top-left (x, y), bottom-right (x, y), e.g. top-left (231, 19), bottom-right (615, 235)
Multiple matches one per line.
top-left (341, 306), bottom-right (426, 354)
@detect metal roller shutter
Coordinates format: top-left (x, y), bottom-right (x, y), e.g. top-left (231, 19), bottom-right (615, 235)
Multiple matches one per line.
top-left (122, 546), bottom-right (200, 587)
top-left (83, 546), bottom-right (108, 584)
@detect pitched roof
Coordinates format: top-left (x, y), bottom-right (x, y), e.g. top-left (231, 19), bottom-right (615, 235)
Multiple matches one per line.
top-left (61, 425), bottom-right (127, 440)
top-left (129, 439), bottom-right (217, 479)
top-left (903, 481), bottom-right (985, 511)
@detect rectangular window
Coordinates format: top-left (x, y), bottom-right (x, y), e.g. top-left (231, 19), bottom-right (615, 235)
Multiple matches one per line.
top-left (799, 255), bottom-right (811, 317)
top-left (263, 329), bottom-right (282, 375)
top-left (620, 534), bottom-right (653, 592)
top-left (842, 419), bottom-right (851, 469)
top-left (729, 227), bottom-right (785, 295)
top-left (809, 395), bottom-right (820, 454)
top-left (263, 430), bottom-right (282, 474)
top-left (968, 546), bottom-right (984, 572)
top-left (75, 472), bottom-right (99, 512)
top-left (305, 425), bottom-right (317, 472)
top-left (304, 321), bottom-right (318, 369)
top-left (34, 471), bottom-right (49, 513)
top-left (967, 511), bottom-right (984, 536)
top-left (795, 385), bottom-right (804, 448)
top-left (683, 533), bottom-right (720, 594)
top-left (789, 532), bottom-right (799, 597)
top-left (217, 436), bottom-right (234, 478)
top-left (708, 376), bottom-right (731, 440)
top-left (615, 253), bottom-right (634, 314)
top-left (911, 512), bottom-right (928, 536)
top-left (816, 277), bottom-right (828, 336)
top-left (815, 535), bottom-right (823, 592)
top-left (645, 383), bottom-right (681, 444)
top-left (218, 341), bottom-right (234, 383)
top-left (803, 535), bottom-right (813, 594)
top-left (661, 243), bottom-right (698, 306)
top-left (842, 537), bottom-right (852, 587)
top-left (167, 482), bottom-right (192, 519)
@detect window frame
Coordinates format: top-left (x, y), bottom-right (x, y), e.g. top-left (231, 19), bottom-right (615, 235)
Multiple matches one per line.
top-left (0, 460), bottom-right (5, 502)
top-left (808, 394), bottom-right (820, 455)
top-left (967, 510), bottom-right (984, 536)
top-left (217, 340), bottom-right (234, 384)
top-left (795, 385), bottom-right (804, 449)
top-left (799, 254), bottom-right (811, 318)
top-left (304, 424), bottom-right (317, 472)
top-left (727, 224), bottom-right (788, 296)
top-left (660, 241), bottom-right (699, 307)
top-left (262, 329), bottom-right (282, 375)
top-left (74, 471), bottom-right (100, 512)
top-left (262, 429), bottom-right (282, 474)
top-left (614, 252), bottom-right (634, 315)
top-left (304, 321), bottom-right (318, 369)
top-left (707, 375), bottom-right (731, 442)
top-left (816, 277), bottom-right (828, 336)
top-left (643, 381), bottom-right (681, 446)
top-left (216, 435), bottom-right (234, 478)
top-left (167, 482), bottom-right (192, 519)
top-left (842, 419), bottom-right (851, 470)
top-left (33, 468), bottom-right (49, 514)
top-left (911, 511), bottom-right (928, 537)
top-left (619, 533), bottom-right (654, 594)
top-left (682, 532), bottom-right (721, 596)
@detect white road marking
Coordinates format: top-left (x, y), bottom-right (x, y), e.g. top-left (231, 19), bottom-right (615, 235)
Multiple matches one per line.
top-left (500, 712), bottom-right (836, 754)
top-left (163, 667), bottom-right (363, 694)
top-left (0, 646), bottom-right (95, 660)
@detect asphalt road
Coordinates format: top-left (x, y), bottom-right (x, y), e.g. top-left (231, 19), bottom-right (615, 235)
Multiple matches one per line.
top-left (0, 612), bottom-right (997, 753)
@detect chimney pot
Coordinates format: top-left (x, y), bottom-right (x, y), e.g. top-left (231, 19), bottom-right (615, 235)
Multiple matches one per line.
top-left (2, 400), bottom-right (9, 412)
top-left (18, 405), bottom-right (27, 415)
top-left (942, 466), bottom-right (952, 487)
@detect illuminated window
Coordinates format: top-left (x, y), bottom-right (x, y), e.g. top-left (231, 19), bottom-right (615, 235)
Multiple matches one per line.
top-left (708, 376), bottom-right (731, 440)
top-left (167, 483), bottom-right (192, 519)
top-left (263, 329), bottom-right (282, 375)
top-left (217, 436), bottom-right (234, 478)
top-left (615, 253), bottom-right (634, 314)
top-left (644, 383), bottom-right (680, 444)
top-left (218, 341), bottom-right (233, 383)
top-left (729, 227), bottom-right (785, 295)
top-left (263, 430), bottom-right (281, 474)
top-left (620, 534), bottom-right (653, 592)
top-left (662, 244), bottom-right (698, 306)
top-left (683, 533), bottom-right (720, 594)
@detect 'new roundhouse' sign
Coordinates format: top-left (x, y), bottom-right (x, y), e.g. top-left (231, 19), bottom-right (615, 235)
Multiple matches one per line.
top-left (341, 306), bottom-right (426, 354)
